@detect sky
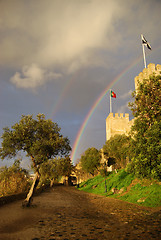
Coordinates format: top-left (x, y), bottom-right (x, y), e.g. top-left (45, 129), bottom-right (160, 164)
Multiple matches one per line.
top-left (0, 0), bottom-right (161, 168)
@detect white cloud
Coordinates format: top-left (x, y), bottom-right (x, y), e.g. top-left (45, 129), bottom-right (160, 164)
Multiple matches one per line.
top-left (119, 90), bottom-right (133, 99)
top-left (10, 63), bottom-right (61, 89)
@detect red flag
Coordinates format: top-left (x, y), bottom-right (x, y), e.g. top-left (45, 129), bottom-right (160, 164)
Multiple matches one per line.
top-left (111, 90), bottom-right (116, 98)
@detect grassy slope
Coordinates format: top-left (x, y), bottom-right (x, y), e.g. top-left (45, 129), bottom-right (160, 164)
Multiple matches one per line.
top-left (78, 170), bottom-right (161, 207)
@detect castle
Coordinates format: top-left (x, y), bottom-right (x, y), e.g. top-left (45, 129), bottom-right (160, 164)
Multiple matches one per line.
top-left (106, 63), bottom-right (161, 141)
top-left (106, 113), bottom-right (134, 141)
top-left (73, 63), bottom-right (161, 183)
top-left (134, 63), bottom-right (161, 91)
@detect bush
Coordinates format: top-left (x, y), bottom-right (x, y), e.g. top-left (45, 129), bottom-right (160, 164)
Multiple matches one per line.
top-left (0, 161), bottom-right (30, 197)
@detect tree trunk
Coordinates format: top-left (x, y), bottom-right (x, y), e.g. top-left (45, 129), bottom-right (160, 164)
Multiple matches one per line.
top-left (50, 179), bottom-right (54, 187)
top-left (22, 156), bottom-right (40, 207)
top-left (22, 171), bottom-right (40, 207)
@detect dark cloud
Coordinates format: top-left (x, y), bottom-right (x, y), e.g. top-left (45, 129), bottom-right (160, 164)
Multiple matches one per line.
top-left (0, 0), bottom-right (161, 165)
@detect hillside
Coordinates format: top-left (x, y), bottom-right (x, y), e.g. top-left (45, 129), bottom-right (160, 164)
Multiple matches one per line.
top-left (78, 170), bottom-right (161, 208)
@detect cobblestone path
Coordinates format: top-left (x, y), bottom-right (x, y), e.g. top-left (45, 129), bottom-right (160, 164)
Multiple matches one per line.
top-left (0, 186), bottom-right (161, 239)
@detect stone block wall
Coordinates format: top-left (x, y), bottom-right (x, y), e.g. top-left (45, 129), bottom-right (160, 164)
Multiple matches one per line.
top-left (106, 113), bottom-right (134, 141)
top-left (106, 63), bottom-right (161, 142)
top-left (135, 63), bottom-right (161, 91)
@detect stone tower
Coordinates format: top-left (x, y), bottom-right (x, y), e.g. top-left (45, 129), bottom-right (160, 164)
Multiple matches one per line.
top-left (106, 63), bottom-right (161, 141)
top-left (106, 113), bottom-right (134, 141)
top-left (134, 63), bottom-right (161, 91)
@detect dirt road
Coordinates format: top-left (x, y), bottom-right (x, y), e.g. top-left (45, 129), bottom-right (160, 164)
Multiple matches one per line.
top-left (0, 186), bottom-right (161, 240)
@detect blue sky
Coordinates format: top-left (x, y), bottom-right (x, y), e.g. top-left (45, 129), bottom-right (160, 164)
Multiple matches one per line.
top-left (0, 0), bottom-right (161, 167)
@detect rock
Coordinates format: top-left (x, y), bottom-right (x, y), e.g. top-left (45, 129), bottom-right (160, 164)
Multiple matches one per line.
top-left (137, 197), bottom-right (146, 203)
top-left (118, 188), bottom-right (125, 194)
top-left (111, 188), bottom-right (119, 194)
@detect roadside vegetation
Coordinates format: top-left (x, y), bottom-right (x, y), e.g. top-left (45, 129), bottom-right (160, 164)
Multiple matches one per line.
top-left (78, 170), bottom-right (161, 207)
top-left (0, 160), bottom-right (30, 197)
top-left (0, 155), bottom-right (74, 199)
top-left (128, 74), bottom-right (161, 180)
top-left (0, 114), bottom-right (72, 205)
top-left (80, 147), bottom-right (101, 176)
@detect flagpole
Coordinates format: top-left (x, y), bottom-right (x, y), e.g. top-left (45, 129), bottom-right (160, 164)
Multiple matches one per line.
top-left (110, 89), bottom-right (112, 113)
top-left (142, 44), bottom-right (146, 68)
top-left (141, 34), bottom-right (147, 68)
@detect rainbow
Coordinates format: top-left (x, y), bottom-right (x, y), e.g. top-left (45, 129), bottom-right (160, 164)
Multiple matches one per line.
top-left (71, 56), bottom-right (143, 164)
top-left (48, 44), bottom-right (159, 163)
top-left (51, 45), bottom-right (160, 118)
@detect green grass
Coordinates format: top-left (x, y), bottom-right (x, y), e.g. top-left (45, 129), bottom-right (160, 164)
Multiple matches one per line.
top-left (78, 170), bottom-right (161, 207)
top-left (79, 175), bottom-right (105, 194)
top-left (120, 183), bottom-right (161, 207)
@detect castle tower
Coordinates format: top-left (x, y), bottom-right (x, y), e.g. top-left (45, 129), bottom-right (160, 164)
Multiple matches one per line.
top-left (135, 63), bottom-right (161, 91)
top-left (106, 63), bottom-right (161, 142)
top-left (106, 113), bottom-right (133, 141)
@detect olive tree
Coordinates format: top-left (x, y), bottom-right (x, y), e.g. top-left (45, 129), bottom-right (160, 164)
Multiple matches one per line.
top-left (103, 134), bottom-right (131, 170)
top-left (0, 114), bottom-right (71, 206)
top-left (39, 156), bottom-right (73, 187)
top-left (80, 147), bottom-right (101, 176)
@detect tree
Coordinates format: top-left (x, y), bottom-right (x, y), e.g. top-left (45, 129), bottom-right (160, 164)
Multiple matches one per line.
top-left (39, 159), bottom-right (59, 187)
top-left (0, 160), bottom-right (29, 197)
top-left (57, 156), bottom-right (73, 178)
top-left (80, 147), bottom-right (101, 176)
top-left (39, 156), bottom-right (73, 187)
top-left (0, 114), bottom-right (71, 206)
top-left (128, 74), bottom-right (161, 179)
top-left (103, 134), bottom-right (131, 169)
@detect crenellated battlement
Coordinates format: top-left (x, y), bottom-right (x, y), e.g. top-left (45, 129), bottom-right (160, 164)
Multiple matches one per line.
top-left (106, 113), bottom-right (134, 141)
top-left (105, 63), bottom-right (160, 142)
top-left (135, 63), bottom-right (161, 91)
top-left (108, 113), bottom-right (130, 119)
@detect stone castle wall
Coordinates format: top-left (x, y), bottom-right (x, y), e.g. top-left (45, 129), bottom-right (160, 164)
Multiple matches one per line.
top-left (106, 63), bottom-right (161, 141)
top-left (135, 63), bottom-right (161, 91)
top-left (106, 113), bottom-right (134, 141)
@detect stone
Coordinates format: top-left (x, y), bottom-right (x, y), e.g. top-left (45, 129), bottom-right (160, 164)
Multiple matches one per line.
top-left (106, 113), bottom-right (134, 141)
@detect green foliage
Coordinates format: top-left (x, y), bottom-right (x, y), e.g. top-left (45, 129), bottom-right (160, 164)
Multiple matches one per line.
top-left (39, 156), bottom-right (73, 187)
top-left (119, 183), bottom-right (161, 207)
top-left (78, 170), bottom-right (161, 207)
top-left (0, 160), bottom-right (30, 197)
top-left (0, 114), bottom-right (71, 204)
top-left (129, 75), bottom-right (161, 122)
top-left (101, 170), bottom-right (134, 193)
top-left (79, 175), bottom-right (105, 193)
top-left (57, 156), bottom-right (74, 177)
top-left (79, 170), bottom-right (134, 194)
top-left (128, 74), bottom-right (161, 180)
top-left (100, 166), bottom-right (110, 177)
top-left (103, 134), bottom-right (131, 169)
top-left (0, 114), bottom-right (71, 171)
top-left (80, 147), bottom-right (101, 176)
top-left (39, 159), bottom-right (58, 186)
